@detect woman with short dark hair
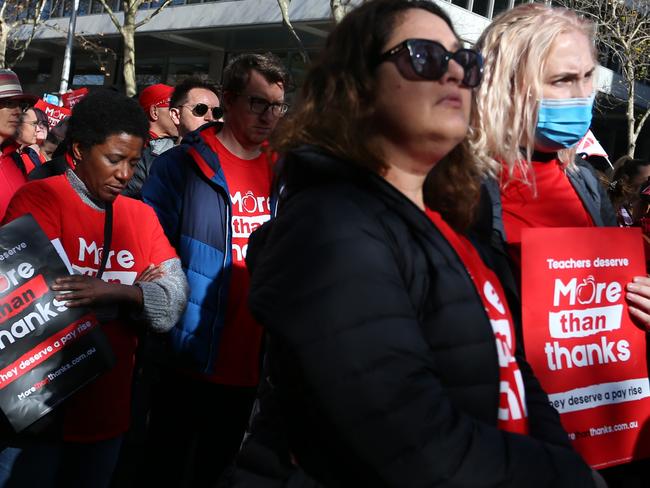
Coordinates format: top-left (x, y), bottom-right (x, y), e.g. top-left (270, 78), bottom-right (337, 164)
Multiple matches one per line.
top-left (0, 90), bottom-right (188, 488)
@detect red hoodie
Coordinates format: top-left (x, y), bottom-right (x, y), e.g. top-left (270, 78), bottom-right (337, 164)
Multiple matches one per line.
top-left (0, 140), bottom-right (25, 221)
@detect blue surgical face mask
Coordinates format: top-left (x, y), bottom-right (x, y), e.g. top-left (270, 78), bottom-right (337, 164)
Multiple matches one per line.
top-left (535, 96), bottom-right (594, 151)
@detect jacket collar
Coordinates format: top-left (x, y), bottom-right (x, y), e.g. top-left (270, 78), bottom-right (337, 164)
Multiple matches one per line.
top-left (282, 145), bottom-right (438, 235)
top-left (181, 121), bottom-right (227, 188)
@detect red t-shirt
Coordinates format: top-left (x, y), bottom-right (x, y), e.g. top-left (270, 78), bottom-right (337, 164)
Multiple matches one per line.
top-left (426, 208), bottom-right (529, 434)
top-left (501, 160), bottom-right (594, 267)
top-left (0, 141), bottom-right (25, 222)
top-left (4, 174), bottom-right (177, 441)
top-left (203, 132), bottom-right (273, 387)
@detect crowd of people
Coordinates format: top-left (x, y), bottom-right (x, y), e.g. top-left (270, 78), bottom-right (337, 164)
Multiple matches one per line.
top-left (0, 0), bottom-right (648, 486)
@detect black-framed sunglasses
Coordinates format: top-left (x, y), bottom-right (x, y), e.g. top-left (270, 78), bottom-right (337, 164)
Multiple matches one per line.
top-left (247, 96), bottom-right (290, 117)
top-left (0, 99), bottom-right (21, 109)
top-left (181, 103), bottom-right (223, 120)
top-left (378, 38), bottom-right (483, 88)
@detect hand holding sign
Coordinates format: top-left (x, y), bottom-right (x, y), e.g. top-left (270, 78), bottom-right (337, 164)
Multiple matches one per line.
top-left (625, 276), bottom-right (650, 331)
top-left (51, 275), bottom-right (143, 311)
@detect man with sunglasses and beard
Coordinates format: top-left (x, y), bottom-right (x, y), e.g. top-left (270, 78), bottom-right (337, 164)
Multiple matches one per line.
top-left (141, 53), bottom-right (289, 487)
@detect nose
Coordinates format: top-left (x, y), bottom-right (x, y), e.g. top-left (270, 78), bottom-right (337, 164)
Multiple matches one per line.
top-left (204, 109), bottom-right (215, 122)
top-left (259, 107), bottom-right (275, 123)
top-left (443, 57), bottom-right (464, 85)
top-left (115, 162), bottom-right (132, 183)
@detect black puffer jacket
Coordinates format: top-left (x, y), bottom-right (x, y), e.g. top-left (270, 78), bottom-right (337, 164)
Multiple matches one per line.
top-left (240, 146), bottom-right (594, 488)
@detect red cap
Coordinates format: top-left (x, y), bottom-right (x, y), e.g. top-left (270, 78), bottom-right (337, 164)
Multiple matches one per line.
top-left (138, 84), bottom-right (173, 113)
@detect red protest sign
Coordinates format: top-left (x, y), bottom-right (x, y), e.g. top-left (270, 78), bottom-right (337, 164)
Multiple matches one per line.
top-left (521, 227), bottom-right (650, 468)
top-left (61, 87), bottom-right (88, 110)
top-left (34, 100), bottom-right (71, 129)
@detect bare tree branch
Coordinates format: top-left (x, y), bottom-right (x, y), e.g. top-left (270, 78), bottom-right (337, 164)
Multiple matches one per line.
top-left (94, 0), bottom-right (125, 35)
top-left (277, 0), bottom-right (309, 63)
top-left (0, 0), bottom-right (54, 69)
top-left (91, 0), bottom-right (172, 96)
top-left (135, 0), bottom-right (173, 29)
top-left (8, 0), bottom-right (47, 68)
top-left (44, 20), bottom-right (117, 75)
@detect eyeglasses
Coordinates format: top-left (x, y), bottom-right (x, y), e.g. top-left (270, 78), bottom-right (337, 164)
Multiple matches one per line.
top-left (180, 103), bottom-right (223, 120)
top-left (378, 38), bottom-right (484, 88)
top-left (21, 120), bottom-right (48, 129)
top-left (246, 96), bottom-right (289, 117)
top-left (22, 120), bottom-right (47, 129)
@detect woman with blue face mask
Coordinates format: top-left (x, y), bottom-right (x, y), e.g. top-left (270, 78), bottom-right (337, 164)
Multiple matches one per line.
top-left (471, 4), bottom-right (648, 485)
top-left (470, 3), bottom-right (609, 268)
top-left (472, 4), bottom-right (650, 340)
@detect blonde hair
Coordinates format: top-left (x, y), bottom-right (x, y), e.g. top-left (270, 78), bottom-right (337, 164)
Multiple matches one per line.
top-left (469, 3), bottom-right (596, 186)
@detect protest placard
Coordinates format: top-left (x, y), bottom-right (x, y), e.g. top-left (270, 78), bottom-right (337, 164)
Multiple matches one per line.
top-left (61, 88), bottom-right (88, 110)
top-left (521, 227), bottom-right (650, 468)
top-left (34, 100), bottom-right (71, 130)
top-left (0, 215), bottom-right (113, 432)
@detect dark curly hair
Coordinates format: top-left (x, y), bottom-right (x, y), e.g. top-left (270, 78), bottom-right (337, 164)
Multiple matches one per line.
top-left (67, 89), bottom-right (149, 150)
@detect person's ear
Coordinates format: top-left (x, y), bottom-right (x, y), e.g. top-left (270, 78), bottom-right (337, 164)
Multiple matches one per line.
top-left (71, 142), bottom-right (85, 164)
top-left (149, 105), bottom-right (159, 121)
top-left (169, 107), bottom-right (181, 126)
top-left (221, 91), bottom-right (236, 113)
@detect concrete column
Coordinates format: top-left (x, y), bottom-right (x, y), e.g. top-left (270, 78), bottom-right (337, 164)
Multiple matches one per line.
top-left (208, 49), bottom-right (226, 84)
top-left (104, 55), bottom-right (121, 88)
top-left (50, 52), bottom-right (65, 93)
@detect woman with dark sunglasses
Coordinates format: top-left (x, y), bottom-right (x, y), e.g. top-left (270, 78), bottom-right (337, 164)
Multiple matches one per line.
top-left (223, 1), bottom-right (597, 487)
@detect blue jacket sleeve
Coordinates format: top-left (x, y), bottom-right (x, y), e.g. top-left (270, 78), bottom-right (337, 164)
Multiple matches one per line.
top-left (142, 145), bottom-right (188, 248)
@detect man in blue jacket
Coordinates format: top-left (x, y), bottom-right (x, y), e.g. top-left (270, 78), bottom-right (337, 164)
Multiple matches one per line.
top-left (141, 53), bottom-right (288, 487)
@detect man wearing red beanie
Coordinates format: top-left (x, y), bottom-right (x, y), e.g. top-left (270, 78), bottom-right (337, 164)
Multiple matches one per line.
top-left (123, 83), bottom-right (178, 198)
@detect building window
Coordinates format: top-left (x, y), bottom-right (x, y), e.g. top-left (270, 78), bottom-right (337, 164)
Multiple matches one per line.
top-left (166, 56), bottom-right (210, 85)
top-left (91, 0), bottom-right (105, 14)
top-left (136, 57), bottom-right (166, 92)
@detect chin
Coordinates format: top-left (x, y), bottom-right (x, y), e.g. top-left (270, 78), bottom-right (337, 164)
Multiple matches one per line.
top-left (249, 131), bottom-right (269, 142)
top-left (98, 192), bottom-right (118, 203)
